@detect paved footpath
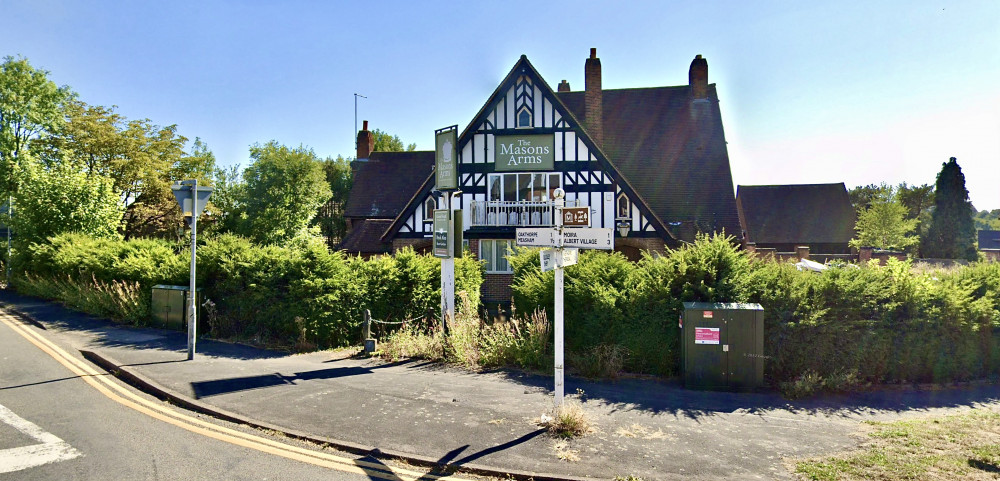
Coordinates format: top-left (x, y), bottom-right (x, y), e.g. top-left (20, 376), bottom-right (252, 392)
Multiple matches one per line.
top-left (3, 290), bottom-right (999, 480)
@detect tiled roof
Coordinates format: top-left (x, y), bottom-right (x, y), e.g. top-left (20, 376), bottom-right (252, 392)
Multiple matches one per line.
top-left (344, 151), bottom-right (434, 219)
top-left (557, 86), bottom-right (742, 241)
top-left (979, 230), bottom-right (1000, 250)
top-left (736, 183), bottom-right (855, 245)
top-left (339, 219), bottom-right (394, 255)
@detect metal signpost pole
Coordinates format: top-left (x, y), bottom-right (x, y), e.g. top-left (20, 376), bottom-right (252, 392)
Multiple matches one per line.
top-left (441, 192), bottom-right (455, 332)
top-left (187, 179), bottom-right (198, 360)
top-left (553, 189), bottom-right (565, 406)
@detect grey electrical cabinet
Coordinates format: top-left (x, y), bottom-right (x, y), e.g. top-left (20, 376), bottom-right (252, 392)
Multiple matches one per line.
top-left (151, 285), bottom-right (200, 331)
top-left (681, 302), bottom-right (764, 391)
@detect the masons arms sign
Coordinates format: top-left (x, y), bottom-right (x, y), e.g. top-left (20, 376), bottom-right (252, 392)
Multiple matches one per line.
top-left (494, 134), bottom-right (554, 171)
top-left (436, 128), bottom-right (458, 190)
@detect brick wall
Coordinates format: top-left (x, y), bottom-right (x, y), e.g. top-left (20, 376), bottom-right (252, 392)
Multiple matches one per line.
top-left (482, 273), bottom-right (514, 303)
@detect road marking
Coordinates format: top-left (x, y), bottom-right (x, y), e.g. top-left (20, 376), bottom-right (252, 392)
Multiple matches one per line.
top-left (0, 311), bottom-right (469, 480)
top-left (0, 403), bottom-right (82, 474)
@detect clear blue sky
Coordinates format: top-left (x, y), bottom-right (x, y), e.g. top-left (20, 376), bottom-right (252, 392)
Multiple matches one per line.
top-left (5, 1), bottom-right (998, 209)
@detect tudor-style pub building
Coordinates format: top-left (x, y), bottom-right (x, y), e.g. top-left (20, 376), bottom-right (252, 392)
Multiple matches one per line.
top-left (344, 49), bottom-right (741, 302)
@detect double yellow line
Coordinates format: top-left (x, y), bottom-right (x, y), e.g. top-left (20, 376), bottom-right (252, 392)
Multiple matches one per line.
top-left (0, 310), bottom-right (472, 481)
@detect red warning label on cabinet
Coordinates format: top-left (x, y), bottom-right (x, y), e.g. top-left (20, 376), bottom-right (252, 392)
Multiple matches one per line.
top-left (695, 327), bottom-right (720, 344)
top-left (703, 311), bottom-right (713, 318)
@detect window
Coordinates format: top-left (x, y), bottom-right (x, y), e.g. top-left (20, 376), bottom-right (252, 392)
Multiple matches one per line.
top-left (487, 173), bottom-right (561, 202)
top-left (423, 197), bottom-right (436, 222)
top-left (616, 193), bottom-right (631, 219)
top-left (480, 239), bottom-right (513, 273)
top-left (517, 106), bottom-right (532, 128)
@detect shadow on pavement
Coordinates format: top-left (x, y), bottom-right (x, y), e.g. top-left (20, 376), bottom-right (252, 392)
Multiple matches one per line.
top-left (436, 361), bottom-right (1000, 421)
top-left (190, 359), bottom-right (419, 398)
top-left (439, 428), bottom-right (546, 467)
top-left (354, 454), bottom-right (406, 481)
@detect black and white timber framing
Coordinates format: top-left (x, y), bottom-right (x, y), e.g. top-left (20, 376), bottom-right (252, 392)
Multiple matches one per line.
top-left (384, 56), bottom-right (662, 244)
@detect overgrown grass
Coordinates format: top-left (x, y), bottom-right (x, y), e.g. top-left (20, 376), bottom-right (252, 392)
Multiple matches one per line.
top-left (13, 273), bottom-right (148, 324)
top-left (541, 401), bottom-right (593, 438)
top-left (795, 409), bottom-right (1000, 480)
top-left (379, 296), bottom-right (551, 371)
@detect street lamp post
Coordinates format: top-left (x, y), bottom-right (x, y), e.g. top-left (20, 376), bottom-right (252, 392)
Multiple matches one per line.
top-left (171, 180), bottom-right (213, 360)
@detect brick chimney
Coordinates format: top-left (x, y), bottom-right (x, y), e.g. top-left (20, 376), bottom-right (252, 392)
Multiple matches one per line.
top-left (356, 120), bottom-right (374, 160)
top-left (689, 54), bottom-right (708, 100)
top-left (584, 48), bottom-right (603, 147)
top-left (557, 79), bottom-right (571, 92)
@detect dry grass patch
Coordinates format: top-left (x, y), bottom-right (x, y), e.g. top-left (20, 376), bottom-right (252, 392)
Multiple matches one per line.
top-left (615, 423), bottom-right (668, 440)
top-left (552, 440), bottom-right (580, 462)
top-left (794, 408), bottom-right (1000, 480)
top-left (537, 401), bottom-right (594, 438)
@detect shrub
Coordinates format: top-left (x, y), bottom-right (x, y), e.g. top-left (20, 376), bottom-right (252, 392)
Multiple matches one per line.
top-left (13, 232), bottom-right (483, 352)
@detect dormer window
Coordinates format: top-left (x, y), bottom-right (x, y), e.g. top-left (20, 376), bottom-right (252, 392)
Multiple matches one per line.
top-left (516, 106), bottom-right (532, 128)
top-left (423, 196), bottom-right (436, 222)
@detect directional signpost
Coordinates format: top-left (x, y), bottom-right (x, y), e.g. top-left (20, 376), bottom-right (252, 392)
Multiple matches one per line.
top-left (516, 194), bottom-right (613, 406)
top-left (171, 180), bottom-right (213, 361)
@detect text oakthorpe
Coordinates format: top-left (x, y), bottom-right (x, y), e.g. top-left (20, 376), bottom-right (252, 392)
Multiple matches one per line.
top-left (494, 134), bottom-right (555, 171)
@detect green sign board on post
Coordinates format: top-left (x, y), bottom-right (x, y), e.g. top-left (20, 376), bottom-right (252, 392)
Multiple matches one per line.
top-left (494, 134), bottom-right (555, 171)
top-left (433, 209), bottom-right (452, 258)
top-left (436, 128), bottom-right (458, 190)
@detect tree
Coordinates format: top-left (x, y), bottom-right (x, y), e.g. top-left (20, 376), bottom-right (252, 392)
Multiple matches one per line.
top-left (849, 184), bottom-right (918, 251)
top-left (371, 128), bottom-right (416, 152)
top-left (973, 209), bottom-right (1000, 231)
top-left (0, 56), bottom-right (71, 194)
top-left (848, 184), bottom-right (881, 219)
top-left (315, 155), bottom-right (352, 247)
top-left (33, 99), bottom-right (214, 239)
top-left (229, 141), bottom-right (332, 244)
top-left (9, 157), bottom-right (123, 248)
top-left (923, 157), bottom-right (977, 260)
top-left (897, 182), bottom-right (935, 256)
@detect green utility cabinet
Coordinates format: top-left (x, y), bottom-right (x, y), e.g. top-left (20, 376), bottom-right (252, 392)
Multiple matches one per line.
top-left (151, 285), bottom-right (200, 331)
top-left (681, 302), bottom-right (764, 391)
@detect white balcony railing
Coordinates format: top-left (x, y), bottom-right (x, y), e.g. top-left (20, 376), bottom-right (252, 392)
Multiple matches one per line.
top-left (469, 199), bottom-right (580, 227)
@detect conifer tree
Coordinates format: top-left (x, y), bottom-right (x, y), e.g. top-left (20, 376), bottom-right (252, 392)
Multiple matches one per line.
top-left (922, 157), bottom-right (977, 260)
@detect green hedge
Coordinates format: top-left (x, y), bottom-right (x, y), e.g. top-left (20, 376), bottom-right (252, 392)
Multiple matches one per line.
top-left (14, 233), bottom-right (483, 350)
top-left (510, 234), bottom-right (1000, 386)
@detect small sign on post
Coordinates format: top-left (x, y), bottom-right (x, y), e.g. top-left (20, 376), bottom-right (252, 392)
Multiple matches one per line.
top-left (433, 209), bottom-right (452, 258)
top-left (561, 207), bottom-right (590, 227)
top-left (540, 248), bottom-right (579, 272)
top-left (561, 228), bottom-right (613, 250)
top-left (515, 227), bottom-right (558, 248)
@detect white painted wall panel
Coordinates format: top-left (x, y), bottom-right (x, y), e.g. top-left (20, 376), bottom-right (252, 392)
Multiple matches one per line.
top-left (506, 87), bottom-right (515, 129)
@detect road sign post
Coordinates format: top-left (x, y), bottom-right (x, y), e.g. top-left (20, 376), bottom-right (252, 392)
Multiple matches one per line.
top-left (171, 180), bottom-right (213, 361)
top-left (553, 191), bottom-right (565, 407)
top-left (514, 193), bottom-right (613, 406)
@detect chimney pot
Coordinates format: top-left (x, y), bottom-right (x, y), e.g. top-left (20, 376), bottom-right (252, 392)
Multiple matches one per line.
top-left (357, 120), bottom-right (374, 159)
top-left (689, 54), bottom-right (709, 100)
top-left (590, 48), bottom-right (597, 59)
top-left (557, 79), bottom-right (571, 92)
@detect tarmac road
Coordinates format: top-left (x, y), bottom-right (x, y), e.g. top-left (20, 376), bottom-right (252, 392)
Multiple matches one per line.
top-left (0, 310), bottom-right (477, 481)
